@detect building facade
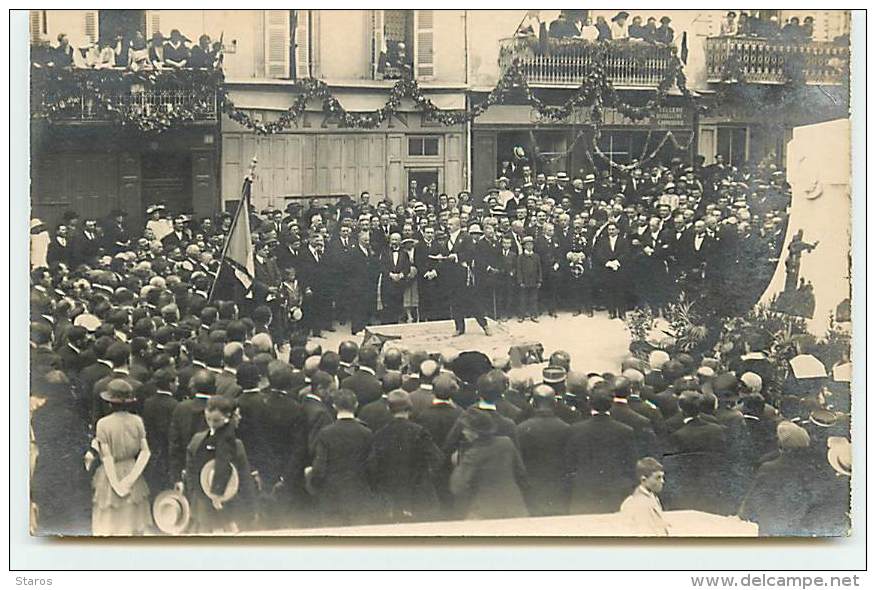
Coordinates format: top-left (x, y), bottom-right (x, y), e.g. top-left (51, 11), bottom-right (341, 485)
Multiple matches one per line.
top-left (29, 9), bottom-right (850, 223)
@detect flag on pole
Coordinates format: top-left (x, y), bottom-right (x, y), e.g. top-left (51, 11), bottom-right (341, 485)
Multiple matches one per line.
top-left (210, 158), bottom-right (257, 302)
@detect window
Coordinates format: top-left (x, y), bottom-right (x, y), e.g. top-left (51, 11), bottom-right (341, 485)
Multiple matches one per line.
top-left (717, 126), bottom-right (748, 167)
top-left (408, 136), bottom-right (440, 157)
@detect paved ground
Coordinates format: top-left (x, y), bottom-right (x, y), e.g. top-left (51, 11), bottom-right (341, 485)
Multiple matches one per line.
top-left (309, 310), bottom-right (633, 377)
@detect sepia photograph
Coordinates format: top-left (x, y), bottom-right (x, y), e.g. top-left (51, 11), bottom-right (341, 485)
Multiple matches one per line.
top-left (24, 7), bottom-right (854, 541)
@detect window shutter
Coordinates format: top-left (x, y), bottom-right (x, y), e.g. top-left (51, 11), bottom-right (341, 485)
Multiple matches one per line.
top-left (294, 10), bottom-right (310, 79)
top-left (83, 10), bottom-right (98, 44)
top-left (29, 10), bottom-right (44, 43)
top-left (371, 9), bottom-right (384, 79)
top-left (414, 9), bottom-right (434, 79)
top-left (146, 11), bottom-right (161, 38)
top-left (265, 10), bottom-right (291, 79)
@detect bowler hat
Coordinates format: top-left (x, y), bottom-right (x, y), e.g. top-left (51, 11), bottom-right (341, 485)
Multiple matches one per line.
top-left (152, 489), bottom-right (191, 535)
top-left (542, 366), bottom-right (567, 384)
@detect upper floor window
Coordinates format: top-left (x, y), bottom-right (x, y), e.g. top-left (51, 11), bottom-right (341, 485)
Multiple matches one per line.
top-left (373, 9), bottom-right (434, 81)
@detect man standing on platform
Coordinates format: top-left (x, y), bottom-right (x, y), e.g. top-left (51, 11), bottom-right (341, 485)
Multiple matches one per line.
top-left (297, 232), bottom-right (330, 337)
top-left (379, 233), bottom-right (414, 325)
top-left (443, 217), bottom-right (490, 337)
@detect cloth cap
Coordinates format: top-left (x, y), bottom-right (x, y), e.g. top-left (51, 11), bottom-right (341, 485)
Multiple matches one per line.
top-left (740, 371), bottom-right (762, 392)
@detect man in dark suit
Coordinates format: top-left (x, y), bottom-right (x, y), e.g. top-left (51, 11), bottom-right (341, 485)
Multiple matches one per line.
top-left (367, 390), bottom-right (443, 523)
top-left (160, 216), bottom-right (191, 252)
top-left (168, 370), bottom-right (215, 486)
top-left (71, 219), bottom-right (103, 267)
top-left (414, 225), bottom-right (445, 321)
top-left (592, 221), bottom-right (631, 319)
top-left (348, 229), bottom-right (379, 335)
top-left (379, 232), bottom-right (414, 325)
top-left (326, 223), bottom-right (357, 325)
top-left (565, 392), bottom-right (638, 514)
top-left (443, 217), bottom-right (490, 336)
top-left (669, 391), bottom-right (729, 454)
top-left (340, 344), bottom-right (382, 408)
top-left (101, 210), bottom-right (131, 254)
top-left (259, 362), bottom-right (309, 525)
top-left (516, 384), bottom-right (572, 516)
top-left (142, 367), bottom-right (178, 498)
top-left (609, 377), bottom-right (660, 459)
top-left (309, 389), bottom-right (377, 527)
top-left (296, 232), bottom-right (331, 337)
top-left (495, 233), bottom-right (518, 321)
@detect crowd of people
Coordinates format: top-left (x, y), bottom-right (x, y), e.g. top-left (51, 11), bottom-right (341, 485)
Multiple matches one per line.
top-left (32, 28), bottom-right (222, 71)
top-left (519, 10), bottom-right (678, 45)
top-left (719, 11), bottom-right (822, 42)
top-left (29, 150), bottom-right (850, 536)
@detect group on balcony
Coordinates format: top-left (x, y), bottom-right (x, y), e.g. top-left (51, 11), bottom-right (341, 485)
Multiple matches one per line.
top-left (719, 11), bottom-right (846, 45)
top-left (32, 28), bottom-right (223, 71)
top-left (517, 10), bottom-right (676, 47)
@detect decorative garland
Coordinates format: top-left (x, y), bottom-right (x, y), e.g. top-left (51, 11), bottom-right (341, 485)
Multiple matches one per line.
top-left (31, 40), bottom-right (698, 137)
top-left (31, 66), bottom-right (221, 133)
top-left (587, 128), bottom-right (696, 172)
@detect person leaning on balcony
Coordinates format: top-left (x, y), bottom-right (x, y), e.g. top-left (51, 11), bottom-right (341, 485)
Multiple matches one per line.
top-left (802, 16), bottom-right (815, 40)
top-left (609, 12), bottom-right (630, 40)
top-left (127, 31), bottom-right (150, 71)
top-left (51, 33), bottom-right (74, 67)
top-left (548, 10), bottom-right (580, 39)
top-left (578, 17), bottom-right (599, 42)
top-left (595, 16), bottom-right (612, 41)
top-left (655, 17), bottom-right (674, 45)
top-left (627, 16), bottom-right (646, 41)
top-left (720, 12), bottom-right (738, 37)
top-left (148, 31), bottom-right (165, 68)
top-left (96, 39), bottom-right (117, 70)
top-left (189, 35), bottom-right (215, 69)
top-left (164, 29), bottom-right (191, 69)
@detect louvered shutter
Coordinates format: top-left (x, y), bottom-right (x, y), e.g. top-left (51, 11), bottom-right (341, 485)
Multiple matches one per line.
top-left (371, 9), bottom-right (384, 79)
top-left (294, 10), bottom-right (310, 79)
top-left (29, 10), bottom-right (44, 43)
top-left (414, 9), bottom-right (434, 79)
top-left (83, 10), bottom-right (98, 44)
top-left (265, 10), bottom-right (291, 79)
top-left (146, 11), bottom-right (161, 38)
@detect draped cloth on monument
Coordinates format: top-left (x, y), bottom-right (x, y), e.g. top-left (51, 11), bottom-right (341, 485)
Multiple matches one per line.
top-left (759, 119), bottom-right (851, 335)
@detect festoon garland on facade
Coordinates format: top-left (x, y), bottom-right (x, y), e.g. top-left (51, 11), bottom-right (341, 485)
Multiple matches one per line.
top-left (31, 42), bottom-right (697, 140)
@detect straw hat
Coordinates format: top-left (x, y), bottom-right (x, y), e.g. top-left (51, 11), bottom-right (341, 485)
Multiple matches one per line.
top-left (152, 489), bottom-right (191, 535)
top-left (827, 437), bottom-right (851, 477)
top-left (199, 459), bottom-right (240, 503)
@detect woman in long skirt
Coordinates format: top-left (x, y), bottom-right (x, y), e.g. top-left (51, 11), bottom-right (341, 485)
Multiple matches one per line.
top-left (91, 379), bottom-right (152, 535)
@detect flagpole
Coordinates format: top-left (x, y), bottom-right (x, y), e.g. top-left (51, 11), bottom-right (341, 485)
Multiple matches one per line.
top-left (208, 156), bottom-right (258, 301)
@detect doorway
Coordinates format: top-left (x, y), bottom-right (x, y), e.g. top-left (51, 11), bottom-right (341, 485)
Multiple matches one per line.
top-left (141, 152), bottom-right (193, 216)
top-left (407, 168), bottom-right (439, 202)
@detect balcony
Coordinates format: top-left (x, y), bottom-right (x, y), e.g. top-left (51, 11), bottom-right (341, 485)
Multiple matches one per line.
top-left (30, 66), bottom-right (220, 125)
top-left (498, 37), bottom-right (677, 88)
top-left (705, 36), bottom-right (849, 85)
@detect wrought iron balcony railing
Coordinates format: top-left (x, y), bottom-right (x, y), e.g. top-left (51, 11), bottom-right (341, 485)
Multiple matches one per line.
top-left (30, 66), bottom-right (220, 124)
top-left (498, 36), bottom-right (677, 88)
top-left (705, 36), bottom-right (849, 85)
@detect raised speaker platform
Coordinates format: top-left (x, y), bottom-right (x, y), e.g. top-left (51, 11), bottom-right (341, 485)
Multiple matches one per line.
top-left (361, 317), bottom-right (541, 363)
